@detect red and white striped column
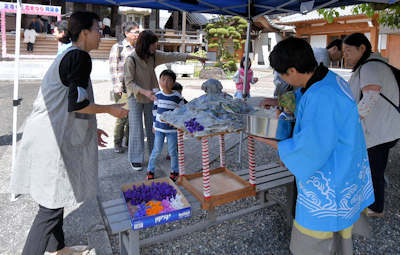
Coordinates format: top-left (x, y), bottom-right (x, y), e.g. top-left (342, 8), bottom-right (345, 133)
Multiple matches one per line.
top-left (201, 137), bottom-right (211, 199)
top-left (177, 129), bottom-right (185, 176)
top-left (248, 135), bottom-right (256, 186)
top-left (219, 134), bottom-right (225, 168)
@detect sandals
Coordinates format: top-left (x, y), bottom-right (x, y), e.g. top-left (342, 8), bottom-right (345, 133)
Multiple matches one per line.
top-left (366, 208), bottom-right (385, 217)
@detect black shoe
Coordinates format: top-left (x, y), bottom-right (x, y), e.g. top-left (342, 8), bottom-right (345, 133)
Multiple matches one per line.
top-left (169, 172), bottom-right (179, 182)
top-left (114, 144), bottom-right (125, 153)
top-left (130, 162), bottom-right (142, 171)
top-left (146, 172), bottom-right (155, 180)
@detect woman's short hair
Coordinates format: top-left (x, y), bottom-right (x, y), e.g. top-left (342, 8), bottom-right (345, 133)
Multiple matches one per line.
top-left (135, 30), bottom-right (158, 59)
top-left (343, 33), bottom-right (372, 71)
top-left (269, 37), bottom-right (317, 74)
top-left (59, 11), bottom-right (99, 44)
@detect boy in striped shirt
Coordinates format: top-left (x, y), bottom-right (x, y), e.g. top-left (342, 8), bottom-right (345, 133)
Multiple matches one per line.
top-left (147, 70), bottom-right (184, 181)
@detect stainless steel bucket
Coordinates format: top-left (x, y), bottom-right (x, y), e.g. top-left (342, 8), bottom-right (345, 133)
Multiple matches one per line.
top-left (246, 114), bottom-right (293, 140)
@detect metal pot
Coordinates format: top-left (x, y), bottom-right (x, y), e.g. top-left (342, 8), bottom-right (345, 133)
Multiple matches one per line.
top-left (245, 113), bottom-right (293, 140)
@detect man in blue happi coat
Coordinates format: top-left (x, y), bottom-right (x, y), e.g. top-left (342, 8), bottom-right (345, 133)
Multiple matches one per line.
top-left (255, 37), bottom-right (374, 255)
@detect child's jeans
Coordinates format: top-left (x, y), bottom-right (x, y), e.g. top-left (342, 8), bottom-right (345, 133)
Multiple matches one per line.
top-left (147, 131), bottom-right (178, 173)
top-left (234, 91), bottom-right (251, 99)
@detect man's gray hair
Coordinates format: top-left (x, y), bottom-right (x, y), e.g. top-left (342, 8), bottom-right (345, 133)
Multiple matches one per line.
top-left (122, 21), bottom-right (139, 36)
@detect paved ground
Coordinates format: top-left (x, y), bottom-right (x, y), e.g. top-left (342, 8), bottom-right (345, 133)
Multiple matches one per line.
top-left (1, 69), bottom-right (400, 255)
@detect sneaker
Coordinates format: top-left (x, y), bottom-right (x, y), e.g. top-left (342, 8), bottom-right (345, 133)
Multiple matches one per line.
top-left (114, 144), bottom-right (125, 153)
top-left (130, 162), bottom-right (142, 171)
top-left (169, 172), bottom-right (179, 182)
top-left (147, 172), bottom-right (155, 180)
top-left (165, 155), bottom-right (171, 160)
top-left (366, 208), bottom-right (385, 217)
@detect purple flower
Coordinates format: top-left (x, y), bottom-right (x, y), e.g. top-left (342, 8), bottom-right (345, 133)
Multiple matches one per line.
top-left (123, 182), bottom-right (177, 206)
top-left (184, 118), bottom-right (205, 133)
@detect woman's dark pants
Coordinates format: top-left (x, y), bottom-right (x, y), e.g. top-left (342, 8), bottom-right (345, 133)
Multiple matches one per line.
top-left (22, 205), bottom-right (65, 255)
top-left (368, 140), bottom-right (397, 213)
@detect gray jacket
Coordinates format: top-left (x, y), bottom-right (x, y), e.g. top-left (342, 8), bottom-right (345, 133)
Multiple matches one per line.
top-left (9, 47), bottom-right (98, 209)
top-left (124, 50), bottom-right (187, 104)
top-left (349, 52), bottom-right (400, 148)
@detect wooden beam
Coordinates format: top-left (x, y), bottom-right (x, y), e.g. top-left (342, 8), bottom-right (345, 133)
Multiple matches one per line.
top-left (279, 14), bottom-right (368, 25)
top-left (296, 22), bottom-right (369, 36)
top-left (370, 14), bottom-right (379, 52)
top-left (173, 11), bottom-right (179, 30)
top-left (181, 11), bottom-right (187, 53)
top-left (254, 16), bottom-right (279, 33)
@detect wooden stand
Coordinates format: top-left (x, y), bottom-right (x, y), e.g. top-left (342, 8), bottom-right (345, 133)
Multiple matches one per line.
top-left (177, 129), bottom-right (256, 210)
top-left (179, 167), bottom-right (256, 210)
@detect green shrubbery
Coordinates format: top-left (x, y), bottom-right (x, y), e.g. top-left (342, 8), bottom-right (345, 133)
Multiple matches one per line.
top-left (187, 50), bottom-right (207, 64)
top-left (205, 16), bottom-right (247, 73)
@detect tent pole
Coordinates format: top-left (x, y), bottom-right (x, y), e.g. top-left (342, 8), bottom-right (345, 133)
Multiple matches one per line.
top-left (10, 0), bottom-right (22, 202)
top-left (238, 2), bottom-right (253, 166)
top-left (242, 20), bottom-right (252, 96)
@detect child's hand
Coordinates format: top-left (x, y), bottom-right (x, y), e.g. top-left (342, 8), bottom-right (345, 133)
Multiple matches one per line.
top-left (254, 77), bottom-right (259, 83)
top-left (97, 129), bottom-right (108, 147)
top-left (283, 108), bottom-right (293, 115)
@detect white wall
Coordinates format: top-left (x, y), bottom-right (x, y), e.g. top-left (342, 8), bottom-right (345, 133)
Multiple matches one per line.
top-left (365, 32), bottom-right (371, 41)
top-left (310, 35), bottom-right (327, 48)
top-left (254, 33), bottom-right (269, 65)
top-left (159, 10), bottom-right (170, 29)
top-left (242, 32), bottom-right (285, 67)
top-left (379, 34), bottom-right (387, 50)
top-left (261, 32), bottom-right (282, 67)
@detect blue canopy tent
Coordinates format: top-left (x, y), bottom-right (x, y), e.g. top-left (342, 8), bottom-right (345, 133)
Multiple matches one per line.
top-left (9, 0), bottom-right (399, 200)
top-left (65, 0), bottom-right (385, 16)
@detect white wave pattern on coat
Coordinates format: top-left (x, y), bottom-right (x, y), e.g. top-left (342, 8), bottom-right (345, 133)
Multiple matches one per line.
top-left (297, 157), bottom-right (373, 219)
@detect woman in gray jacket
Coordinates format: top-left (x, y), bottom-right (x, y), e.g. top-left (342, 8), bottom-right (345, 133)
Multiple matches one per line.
top-left (9, 12), bottom-right (128, 255)
top-left (343, 33), bottom-right (400, 217)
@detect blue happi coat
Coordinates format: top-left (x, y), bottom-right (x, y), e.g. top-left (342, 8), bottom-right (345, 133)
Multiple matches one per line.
top-left (278, 70), bottom-right (374, 232)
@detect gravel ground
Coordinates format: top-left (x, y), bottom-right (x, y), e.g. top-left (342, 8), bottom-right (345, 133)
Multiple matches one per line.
top-left (110, 139), bottom-right (400, 255)
top-left (3, 76), bottom-right (399, 254)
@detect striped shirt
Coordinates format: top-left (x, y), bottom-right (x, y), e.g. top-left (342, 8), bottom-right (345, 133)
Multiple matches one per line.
top-left (153, 91), bottom-right (183, 133)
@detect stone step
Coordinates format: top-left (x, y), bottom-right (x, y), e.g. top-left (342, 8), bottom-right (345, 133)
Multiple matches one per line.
top-left (2, 35), bottom-right (116, 59)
